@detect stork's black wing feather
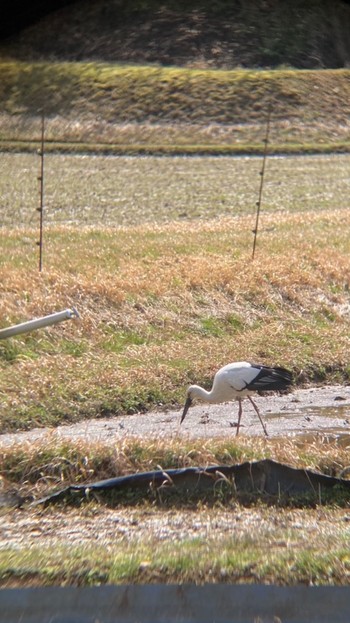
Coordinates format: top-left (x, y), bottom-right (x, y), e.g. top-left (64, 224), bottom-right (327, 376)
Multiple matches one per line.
top-left (246, 365), bottom-right (293, 391)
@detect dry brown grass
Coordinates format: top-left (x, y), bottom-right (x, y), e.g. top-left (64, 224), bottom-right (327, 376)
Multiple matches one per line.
top-left (2, 433), bottom-right (350, 493)
top-left (1, 207), bottom-right (350, 431)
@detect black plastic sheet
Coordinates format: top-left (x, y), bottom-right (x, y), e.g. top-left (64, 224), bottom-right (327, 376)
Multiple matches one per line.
top-left (32, 459), bottom-right (350, 506)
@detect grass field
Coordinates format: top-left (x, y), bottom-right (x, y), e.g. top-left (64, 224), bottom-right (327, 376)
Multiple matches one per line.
top-left (1, 153), bottom-right (350, 433)
top-left (1, 152), bottom-right (350, 587)
top-left (1, 8), bottom-right (350, 589)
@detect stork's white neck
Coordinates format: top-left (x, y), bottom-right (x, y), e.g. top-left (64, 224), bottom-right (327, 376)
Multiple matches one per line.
top-left (188, 381), bottom-right (243, 405)
top-left (189, 384), bottom-right (216, 403)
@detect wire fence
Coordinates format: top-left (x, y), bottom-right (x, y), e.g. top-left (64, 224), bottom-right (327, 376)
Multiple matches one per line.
top-left (1, 109), bottom-right (350, 233)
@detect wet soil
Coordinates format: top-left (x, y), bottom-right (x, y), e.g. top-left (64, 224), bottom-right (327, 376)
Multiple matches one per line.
top-left (1, 385), bottom-right (350, 449)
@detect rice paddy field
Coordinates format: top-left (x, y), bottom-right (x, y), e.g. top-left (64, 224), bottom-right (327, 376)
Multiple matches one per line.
top-left (1, 152), bottom-right (350, 227)
top-left (1, 150), bottom-right (350, 587)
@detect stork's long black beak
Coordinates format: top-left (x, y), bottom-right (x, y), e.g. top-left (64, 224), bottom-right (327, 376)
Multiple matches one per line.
top-left (180, 395), bottom-right (192, 424)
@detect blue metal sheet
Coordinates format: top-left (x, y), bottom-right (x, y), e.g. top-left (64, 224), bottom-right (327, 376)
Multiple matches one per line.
top-left (0, 584), bottom-right (349, 623)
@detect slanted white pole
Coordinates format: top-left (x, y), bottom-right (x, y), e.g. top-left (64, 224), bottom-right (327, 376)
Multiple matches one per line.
top-left (0, 308), bottom-right (79, 340)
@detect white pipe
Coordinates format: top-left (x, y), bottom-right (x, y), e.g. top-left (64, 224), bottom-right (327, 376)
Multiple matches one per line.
top-left (0, 308), bottom-right (80, 340)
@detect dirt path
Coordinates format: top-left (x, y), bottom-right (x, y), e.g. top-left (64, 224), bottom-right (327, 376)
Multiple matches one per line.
top-left (1, 503), bottom-right (349, 552)
top-left (1, 385), bottom-right (350, 448)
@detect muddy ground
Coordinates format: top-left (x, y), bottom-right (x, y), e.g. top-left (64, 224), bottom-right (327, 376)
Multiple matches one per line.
top-left (1, 385), bottom-right (350, 448)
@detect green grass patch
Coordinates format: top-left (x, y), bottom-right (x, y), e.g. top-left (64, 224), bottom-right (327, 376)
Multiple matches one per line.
top-left (101, 328), bottom-right (148, 354)
top-left (0, 538), bottom-right (349, 587)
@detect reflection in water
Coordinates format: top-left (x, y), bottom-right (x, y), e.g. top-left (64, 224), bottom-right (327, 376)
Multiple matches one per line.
top-left (266, 403), bottom-right (350, 447)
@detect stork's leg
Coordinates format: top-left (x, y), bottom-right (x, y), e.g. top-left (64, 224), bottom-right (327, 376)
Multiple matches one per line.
top-left (247, 396), bottom-right (268, 437)
top-left (236, 399), bottom-right (243, 436)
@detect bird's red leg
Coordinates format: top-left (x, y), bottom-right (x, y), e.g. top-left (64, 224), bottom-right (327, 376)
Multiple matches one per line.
top-left (247, 396), bottom-right (268, 437)
top-left (236, 399), bottom-right (242, 436)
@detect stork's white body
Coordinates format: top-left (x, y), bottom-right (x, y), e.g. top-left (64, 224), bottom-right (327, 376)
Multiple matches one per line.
top-left (180, 361), bottom-right (293, 436)
top-left (189, 362), bottom-right (265, 403)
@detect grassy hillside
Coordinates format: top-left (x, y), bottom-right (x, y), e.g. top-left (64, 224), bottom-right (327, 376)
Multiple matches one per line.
top-left (0, 62), bottom-right (350, 154)
top-left (0, 1), bottom-right (350, 154)
top-left (2, 62), bottom-right (350, 123)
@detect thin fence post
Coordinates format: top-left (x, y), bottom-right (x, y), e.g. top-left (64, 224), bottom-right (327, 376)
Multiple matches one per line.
top-left (37, 112), bottom-right (45, 272)
top-left (252, 103), bottom-right (272, 260)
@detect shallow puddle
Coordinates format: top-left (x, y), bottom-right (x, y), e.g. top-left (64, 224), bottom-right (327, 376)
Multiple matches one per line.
top-left (266, 402), bottom-right (350, 445)
top-left (267, 403), bottom-right (350, 420)
top-left (298, 403), bottom-right (350, 419)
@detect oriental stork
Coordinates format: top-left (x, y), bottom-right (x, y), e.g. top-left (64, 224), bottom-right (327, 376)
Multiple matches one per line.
top-left (180, 361), bottom-right (293, 436)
